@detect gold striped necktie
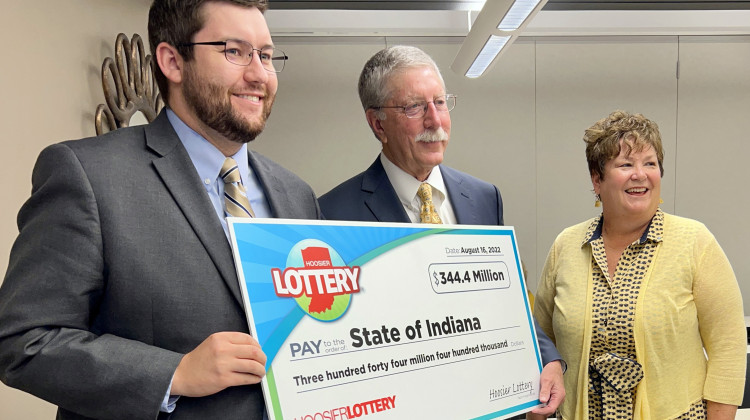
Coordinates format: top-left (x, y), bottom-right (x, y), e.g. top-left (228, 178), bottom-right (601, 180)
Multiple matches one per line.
top-left (417, 182), bottom-right (442, 224)
top-left (220, 157), bottom-right (255, 218)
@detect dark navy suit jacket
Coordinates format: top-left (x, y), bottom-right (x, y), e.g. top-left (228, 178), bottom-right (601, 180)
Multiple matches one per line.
top-left (319, 157), bottom-right (563, 366)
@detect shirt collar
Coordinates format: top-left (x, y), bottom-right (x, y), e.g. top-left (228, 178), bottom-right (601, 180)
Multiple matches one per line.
top-left (582, 208), bottom-right (665, 246)
top-left (166, 109), bottom-right (249, 184)
top-left (379, 152), bottom-right (448, 207)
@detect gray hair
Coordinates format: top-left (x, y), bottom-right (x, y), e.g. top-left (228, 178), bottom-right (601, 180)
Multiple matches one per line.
top-left (358, 45), bottom-right (445, 117)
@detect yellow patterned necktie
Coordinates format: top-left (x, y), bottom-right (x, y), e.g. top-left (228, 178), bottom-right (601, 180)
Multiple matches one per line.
top-left (417, 182), bottom-right (442, 224)
top-left (220, 157), bottom-right (255, 218)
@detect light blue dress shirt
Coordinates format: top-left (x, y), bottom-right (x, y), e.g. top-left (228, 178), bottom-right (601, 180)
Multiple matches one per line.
top-left (166, 110), bottom-right (272, 238)
top-left (158, 110), bottom-right (272, 413)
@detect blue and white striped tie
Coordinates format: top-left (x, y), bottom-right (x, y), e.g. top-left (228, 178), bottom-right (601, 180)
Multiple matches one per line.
top-left (220, 157), bottom-right (255, 218)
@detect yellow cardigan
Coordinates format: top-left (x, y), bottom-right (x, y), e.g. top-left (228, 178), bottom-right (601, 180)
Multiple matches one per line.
top-left (534, 212), bottom-right (746, 419)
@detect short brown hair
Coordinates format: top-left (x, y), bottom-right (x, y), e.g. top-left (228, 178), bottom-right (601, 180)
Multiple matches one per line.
top-left (583, 110), bottom-right (664, 180)
top-left (148, 0), bottom-right (268, 105)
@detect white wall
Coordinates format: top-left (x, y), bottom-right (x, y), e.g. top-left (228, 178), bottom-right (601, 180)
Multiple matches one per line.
top-left (256, 35), bottom-right (749, 305)
top-left (1, 1), bottom-right (748, 416)
top-left (674, 36), bottom-right (750, 313)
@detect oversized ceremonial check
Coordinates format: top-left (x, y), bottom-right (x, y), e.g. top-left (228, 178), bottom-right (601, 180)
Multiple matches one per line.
top-left (228, 219), bottom-right (543, 420)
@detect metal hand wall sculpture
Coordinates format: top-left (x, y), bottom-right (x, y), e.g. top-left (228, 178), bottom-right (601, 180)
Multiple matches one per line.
top-left (95, 33), bottom-right (164, 135)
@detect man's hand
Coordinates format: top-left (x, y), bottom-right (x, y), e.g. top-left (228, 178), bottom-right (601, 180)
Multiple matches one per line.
top-left (171, 332), bottom-right (267, 397)
top-left (527, 360), bottom-right (565, 419)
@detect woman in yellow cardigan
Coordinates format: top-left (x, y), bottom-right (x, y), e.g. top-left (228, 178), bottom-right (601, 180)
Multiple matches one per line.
top-left (533, 110), bottom-right (745, 419)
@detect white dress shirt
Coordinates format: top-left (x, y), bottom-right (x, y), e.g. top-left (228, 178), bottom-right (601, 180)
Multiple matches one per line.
top-left (379, 153), bottom-right (457, 224)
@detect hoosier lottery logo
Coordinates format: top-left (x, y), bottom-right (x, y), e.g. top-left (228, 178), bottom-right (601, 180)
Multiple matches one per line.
top-left (271, 239), bottom-right (361, 321)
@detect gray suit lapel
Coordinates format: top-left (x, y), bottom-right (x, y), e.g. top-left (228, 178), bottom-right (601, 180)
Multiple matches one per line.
top-left (248, 151), bottom-right (289, 218)
top-left (442, 165), bottom-right (477, 225)
top-left (145, 113), bottom-right (244, 306)
top-left (362, 158), bottom-right (410, 223)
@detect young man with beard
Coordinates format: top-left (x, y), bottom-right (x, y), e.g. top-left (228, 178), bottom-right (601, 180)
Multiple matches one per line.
top-left (0, 1), bottom-right (320, 419)
top-left (318, 46), bottom-right (565, 417)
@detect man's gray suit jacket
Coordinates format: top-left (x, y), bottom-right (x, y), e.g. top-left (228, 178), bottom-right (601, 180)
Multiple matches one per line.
top-left (0, 111), bottom-right (321, 420)
top-left (319, 157), bottom-right (563, 366)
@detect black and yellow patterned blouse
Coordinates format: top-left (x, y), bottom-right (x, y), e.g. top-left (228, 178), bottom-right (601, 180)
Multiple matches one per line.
top-left (583, 209), bottom-right (705, 419)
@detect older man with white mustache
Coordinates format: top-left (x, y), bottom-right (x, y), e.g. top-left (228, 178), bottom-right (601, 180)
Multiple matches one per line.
top-left (319, 45), bottom-right (566, 418)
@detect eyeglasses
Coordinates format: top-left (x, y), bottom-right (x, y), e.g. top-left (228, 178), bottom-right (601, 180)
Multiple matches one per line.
top-left (372, 94), bottom-right (456, 119)
top-left (179, 39), bottom-right (288, 73)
